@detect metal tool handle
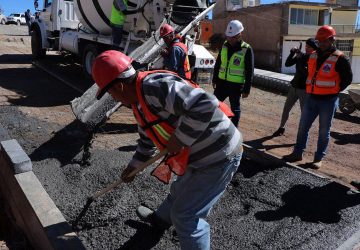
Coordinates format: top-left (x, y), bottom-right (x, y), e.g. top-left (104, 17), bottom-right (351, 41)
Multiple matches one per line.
top-left (91, 150), bottom-right (168, 200)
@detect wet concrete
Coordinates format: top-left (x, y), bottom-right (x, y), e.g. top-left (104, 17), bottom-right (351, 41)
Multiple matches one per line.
top-left (1, 33), bottom-right (360, 249)
top-left (1, 103), bottom-right (360, 249)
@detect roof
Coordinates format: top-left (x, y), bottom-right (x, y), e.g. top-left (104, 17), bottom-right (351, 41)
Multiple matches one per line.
top-left (261, 1), bottom-right (360, 11)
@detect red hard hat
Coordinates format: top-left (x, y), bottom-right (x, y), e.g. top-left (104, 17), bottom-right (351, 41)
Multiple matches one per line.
top-left (92, 50), bottom-right (133, 99)
top-left (160, 24), bottom-right (174, 38)
top-left (316, 25), bottom-right (336, 42)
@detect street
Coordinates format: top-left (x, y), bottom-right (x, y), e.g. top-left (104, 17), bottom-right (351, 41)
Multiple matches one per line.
top-left (0, 26), bottom-right (360, 250)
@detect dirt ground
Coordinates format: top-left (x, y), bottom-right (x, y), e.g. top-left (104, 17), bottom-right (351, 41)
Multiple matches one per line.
top-left (0, 26), bottom-right (360, 249)
top-left (1, 26), bottom-right (358, 186)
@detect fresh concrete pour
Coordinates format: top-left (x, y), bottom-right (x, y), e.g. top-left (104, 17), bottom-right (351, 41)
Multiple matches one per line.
top-left (1, 103), bottom-right (360, 249)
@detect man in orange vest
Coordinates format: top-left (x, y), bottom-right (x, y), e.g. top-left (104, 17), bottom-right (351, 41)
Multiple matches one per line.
top-left (283, 25), bottom-right (352, 169)
top-left (159, 24), bottom-right (192, 79)
top-left (92, 50), bottom-right (243, 250)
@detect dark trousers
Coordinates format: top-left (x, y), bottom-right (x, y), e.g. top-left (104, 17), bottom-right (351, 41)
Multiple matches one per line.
top-left (214, 82), bottom-right (242, 127)
top-left (111, 25), bottom-right (123, 50)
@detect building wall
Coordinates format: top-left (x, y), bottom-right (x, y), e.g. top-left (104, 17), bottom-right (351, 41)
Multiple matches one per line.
top-left (213, 0), bottom-right (260, 19)
top-left (331, 11), bottom-right (357, 25)
top-left (213, 4), bottom-right (285, 71)
top-left (352, 38), bottom-right (360, 83)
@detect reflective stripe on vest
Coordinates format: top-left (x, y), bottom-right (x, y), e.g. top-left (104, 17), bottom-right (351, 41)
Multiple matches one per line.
top-left (172, 42), bottom-right (192, 79)
top-left (131, 70), bottom-right (234, 183)
top-left (131, 70), bottom-right (190, 184)
top-left (110, 0), bottom-right (127, 26)
top-left (306, 50), bottom-right (342, 95)
top-left (218, 41), bottom-right (249, 84)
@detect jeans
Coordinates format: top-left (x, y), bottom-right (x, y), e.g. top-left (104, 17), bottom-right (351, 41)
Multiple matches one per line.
top-left (294, 94), bottom-right (339, 161)
top-left (279, 86), bottom-right (306, 128)
top-left (156, 153), bottom-right (242, 250)
top-left (111, 25), bottom-right (123, 50)
top-left (26, 21), bottom-right (31, 35)
top-left (214, 83), bottom-right (242, 127)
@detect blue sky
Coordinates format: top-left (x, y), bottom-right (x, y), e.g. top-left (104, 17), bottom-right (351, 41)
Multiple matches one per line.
top-left (0, 0), bottom-right (359, 25)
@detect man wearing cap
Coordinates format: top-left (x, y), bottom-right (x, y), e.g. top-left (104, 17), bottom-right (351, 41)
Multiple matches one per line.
top-left (283, 25), bottom-right (352, 169)
top-left (92, 50), bottom-right (243, 250)
top-left (160, 24), bottom-right (191, 79)
top-left (110, 0), bottom-right (144, 49)
top-left (212, 20), bottom-right (254, 128)
top-left (273, 38), bottom-right (318, 136)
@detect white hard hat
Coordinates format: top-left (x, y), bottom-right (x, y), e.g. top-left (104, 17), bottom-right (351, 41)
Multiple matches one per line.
top-left (225, 20), bottom-right (244, 37)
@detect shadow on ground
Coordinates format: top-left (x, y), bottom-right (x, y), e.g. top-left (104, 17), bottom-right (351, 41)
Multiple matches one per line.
top-left (334, 111), bottom-right (360, 124)
top-left (245, 135), bottom-right (295, 151)
top-left (330, 131), bottom-right (360, 145)
top-left (118, 220), bottom-right (166, 250)
top-left (0, 67), bottom-right (80, 107)
top-left (255, 182), bottom-right (360, 223)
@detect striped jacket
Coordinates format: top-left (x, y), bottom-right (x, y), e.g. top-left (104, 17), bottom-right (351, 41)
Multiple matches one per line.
top-left (129, 72), bottom-right (243, 169)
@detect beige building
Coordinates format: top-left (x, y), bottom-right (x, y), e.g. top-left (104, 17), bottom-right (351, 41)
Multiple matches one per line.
top-left (212, 1), bottom-right (360, 83)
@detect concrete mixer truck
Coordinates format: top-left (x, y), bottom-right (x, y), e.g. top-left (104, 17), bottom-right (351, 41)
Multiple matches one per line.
top-left (30, 0), bottom-right (215, 85)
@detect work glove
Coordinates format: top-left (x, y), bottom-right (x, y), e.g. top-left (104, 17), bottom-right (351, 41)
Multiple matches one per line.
top-left (121, 165), bottom-right (138, 183)
top-left (166, 135), bottom-right (183, 156)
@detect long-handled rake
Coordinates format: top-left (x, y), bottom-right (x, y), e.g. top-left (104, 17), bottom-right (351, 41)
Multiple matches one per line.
top-left (72, 150), bottom-right (168, 228)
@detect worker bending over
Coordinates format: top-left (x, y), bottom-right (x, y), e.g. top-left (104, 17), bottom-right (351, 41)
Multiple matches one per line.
top-left (92, 50), bottom-right (243, 250)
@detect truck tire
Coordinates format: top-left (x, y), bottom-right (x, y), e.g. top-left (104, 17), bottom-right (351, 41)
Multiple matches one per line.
top-left (82, 44), bottom-right (99, 80)
top-left (31, 28), bottom-right (46, 59)
top-left (17, 20), bottom-right (21, 26)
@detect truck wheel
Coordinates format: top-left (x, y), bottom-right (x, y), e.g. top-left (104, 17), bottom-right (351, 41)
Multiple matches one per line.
top-left (339, 97), bottom-right (356, 115)
top-left (31, 28), bottom-right (46, 59)
top-left (82, 44), bottom-right (99, 80)
top-left (17, 20), bottom-right (21, 26)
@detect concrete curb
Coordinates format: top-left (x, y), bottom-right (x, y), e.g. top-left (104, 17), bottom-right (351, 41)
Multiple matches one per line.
top-left (243, 143), bottom-right (327, 179)
top-left (0, 138), bottom-right (85, 250)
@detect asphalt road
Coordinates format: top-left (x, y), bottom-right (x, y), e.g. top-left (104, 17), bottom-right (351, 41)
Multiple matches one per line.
top-left (0, 26), bottom-right (360, 249)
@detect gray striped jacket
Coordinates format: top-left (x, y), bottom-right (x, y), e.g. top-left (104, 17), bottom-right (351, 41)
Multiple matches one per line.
top-left (129, 72), bottom-right (243, 169)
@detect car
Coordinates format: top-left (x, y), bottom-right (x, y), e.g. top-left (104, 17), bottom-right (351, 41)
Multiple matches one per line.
top-left (6, 13), bottom-right (26, 25)
top-left (0, 13), bottom-right (6, 25)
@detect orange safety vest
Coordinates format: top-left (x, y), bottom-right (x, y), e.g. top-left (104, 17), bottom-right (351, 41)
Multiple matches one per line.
top-left (306, 50), bottom-right (342, 95)
top-left (171, 42), bottom-right (192, 79)
top-left (131, 70), bottom-right (233, 184)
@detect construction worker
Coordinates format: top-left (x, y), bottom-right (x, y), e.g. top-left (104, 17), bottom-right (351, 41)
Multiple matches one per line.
top-left (110, 0), bottom-right (144, 49)
top-left (160, 24), bottom-right (191, 79)
top-left (273, 38), bottom-right (318, 136)
top-left (25, 9), bottom-right (31, 35)
top-left (92, 50), bottom-right (243, 250)
top-left (283, 25), bottom-right (352, 169)
top-left (212, 20), bottom-right (254, 128)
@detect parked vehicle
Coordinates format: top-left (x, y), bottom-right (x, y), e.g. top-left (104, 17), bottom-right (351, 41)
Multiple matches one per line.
top-left (6, 13), bottom-right (26, 25)
top-left (0, 13), bottom-right (6, 25)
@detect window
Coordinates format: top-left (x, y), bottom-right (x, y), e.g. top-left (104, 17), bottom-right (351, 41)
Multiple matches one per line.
top-left (248, 0), bottom-right (255, 7)
top-left (290, 8), bottom-right (318, 25)
top-left (226, 0), bottom-right (242, 11)
top-left (10, 14), bottom-right (20, 17)
top-left (21, 14), bottom-right (25, 17)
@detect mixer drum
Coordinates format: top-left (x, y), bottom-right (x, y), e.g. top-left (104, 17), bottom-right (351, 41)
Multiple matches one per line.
top-left (73, 0), bottom-right (209, 35)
